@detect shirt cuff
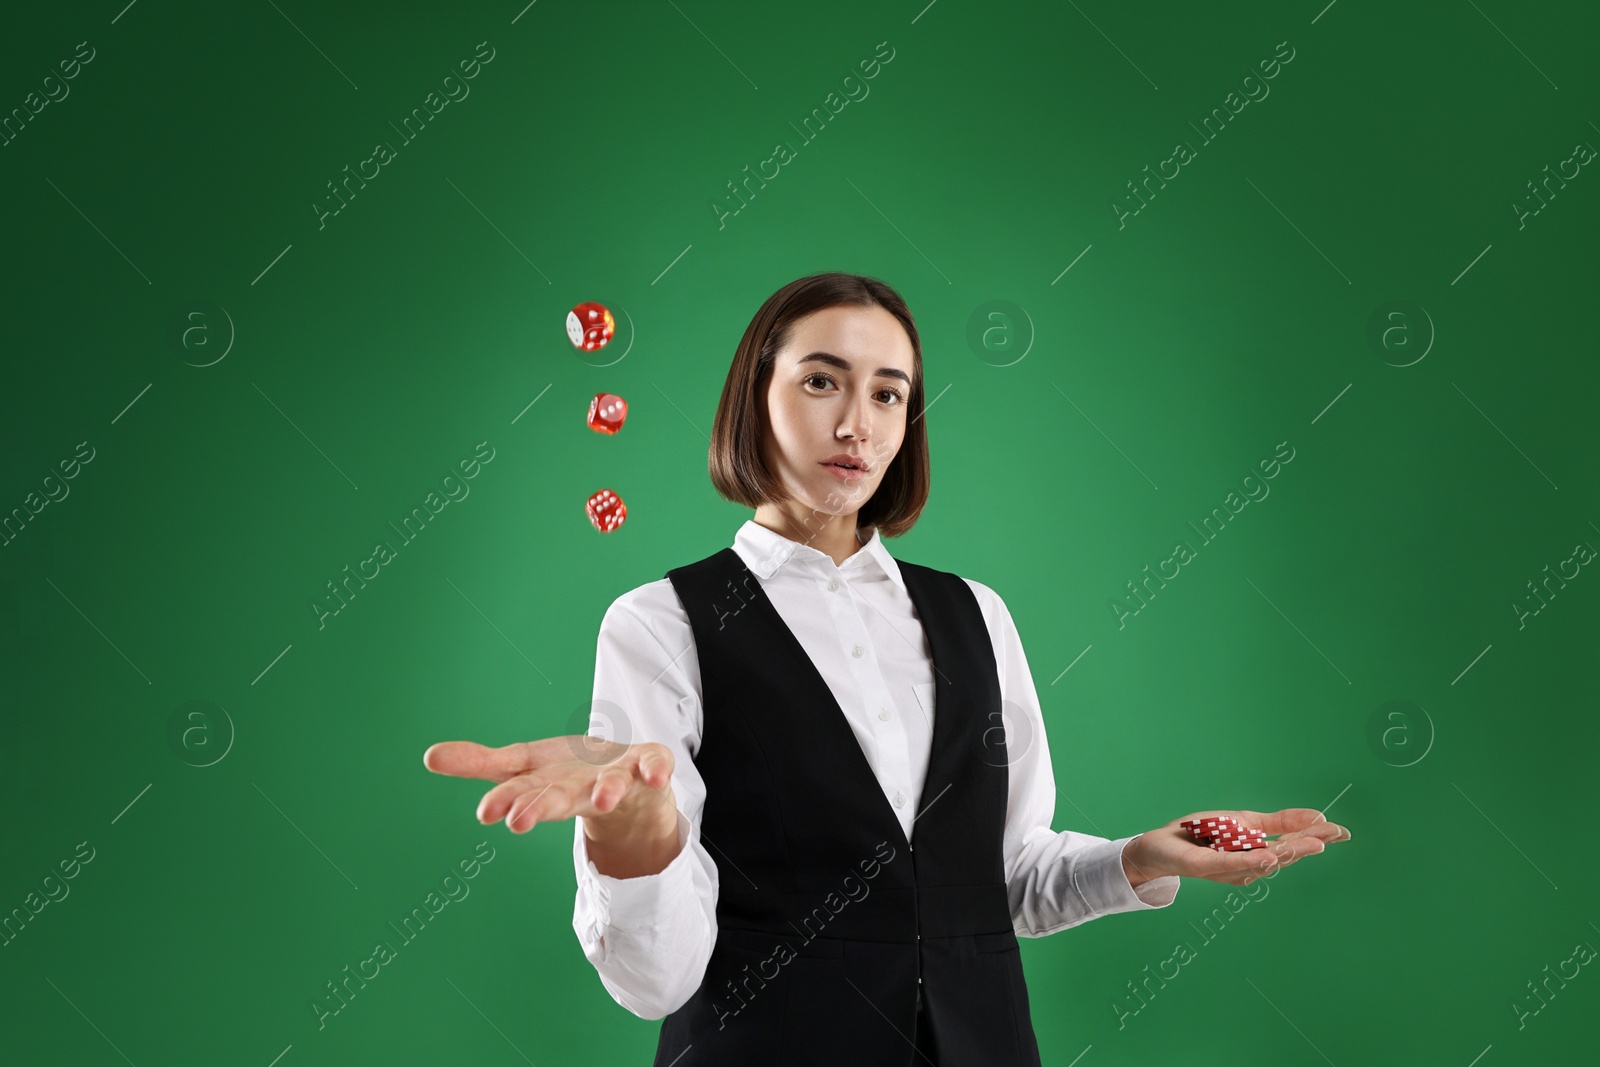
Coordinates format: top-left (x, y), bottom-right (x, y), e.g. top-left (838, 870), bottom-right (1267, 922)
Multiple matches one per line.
top-left (1074, 834), bottom-right (1181, 915)
top-left (576, 809), bottom-right (695, 931)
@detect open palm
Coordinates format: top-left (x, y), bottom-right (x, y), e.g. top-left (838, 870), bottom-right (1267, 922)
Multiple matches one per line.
top-left (1125, 807), bottom-right (1351, 887)
top-left (422, 736), bottom-right (676, 833)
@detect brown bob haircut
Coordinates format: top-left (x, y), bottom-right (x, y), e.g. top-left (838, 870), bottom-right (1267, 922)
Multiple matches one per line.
top-left (708, 271), bottom-right (930, 539)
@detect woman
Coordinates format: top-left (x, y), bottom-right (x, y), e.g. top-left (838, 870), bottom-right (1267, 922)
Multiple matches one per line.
top-left (424, 272), bottom-right (1351, 1066)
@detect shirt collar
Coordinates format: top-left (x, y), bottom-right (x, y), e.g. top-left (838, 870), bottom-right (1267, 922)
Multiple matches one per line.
top-left (732, 518), bottom-right (906, 592)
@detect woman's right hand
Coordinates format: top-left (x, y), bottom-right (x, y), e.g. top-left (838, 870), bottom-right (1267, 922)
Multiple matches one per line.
top-left (422, 735), bottom-right (678, 844)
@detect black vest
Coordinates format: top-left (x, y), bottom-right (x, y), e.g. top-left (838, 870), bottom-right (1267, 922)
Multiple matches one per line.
top-left (653, 547), bottom-right (1043, 1067)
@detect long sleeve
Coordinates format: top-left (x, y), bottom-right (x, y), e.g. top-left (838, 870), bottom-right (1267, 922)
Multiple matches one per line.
top-left (962, 579), bottom-right (1182, 937)
top-left (570, 589), bottom-right (720, 1018)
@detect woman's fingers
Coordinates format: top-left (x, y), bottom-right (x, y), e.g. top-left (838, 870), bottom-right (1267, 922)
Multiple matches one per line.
top-left (1153, 806), bottom-right (1349, 885)
top-left (422, 740), bottom-right (488, 777)
top-left (1227, 808), bottom-right (1327, 836)
top-left (486, 757), bottom-right (662, 831)
top-left (1212, 838), bottom-right (1328, 884)
top-left (1176, 809), bottom-right (1349, 848)
top-left (424, 739), bottom-right (547, 783)
top-left (506, 781), bottom-right (563, 833)
top-left (1272, 837), bottom-right (1325, 866)
top-left (588, 746), bottom-right (674, 816)
top-left (1175, 834), bottom-right (1301, 881)
top-left (590, 763), bottom-right (636, 815)
top-left (1279, 821), bottom-right (1350, 846)
top-left (442, 738), bottom-right (678, 836)
top-left (1171, 808), bottom-right (1350, 842)
top-left (478, 771), bottom-right (556, 825)
top-left (633, 742), bottom-right (674, 792)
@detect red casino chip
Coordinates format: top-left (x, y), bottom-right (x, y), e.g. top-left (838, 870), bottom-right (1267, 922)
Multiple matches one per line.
top-left (1183, 816), bottom-right (1269, 851)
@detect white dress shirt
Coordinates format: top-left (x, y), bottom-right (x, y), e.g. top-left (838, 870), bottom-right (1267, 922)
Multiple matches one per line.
top-left (571, 519), bottom-right (1181, 1019)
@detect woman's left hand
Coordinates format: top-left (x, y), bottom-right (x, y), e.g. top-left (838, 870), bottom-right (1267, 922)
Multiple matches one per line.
top-left (1121, 808), bottom-right (1351, 887)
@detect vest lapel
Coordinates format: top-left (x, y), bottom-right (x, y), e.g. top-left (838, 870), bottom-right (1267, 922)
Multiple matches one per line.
top-left (721, 549), bottom-right (915, 850)
top-left (719, 549), bottom-right (982, 853)
top-left (899, 562), bottom-right (966, 847)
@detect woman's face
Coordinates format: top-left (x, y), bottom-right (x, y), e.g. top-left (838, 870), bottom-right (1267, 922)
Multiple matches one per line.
top-left (759, 304), bottom-right (917, 520)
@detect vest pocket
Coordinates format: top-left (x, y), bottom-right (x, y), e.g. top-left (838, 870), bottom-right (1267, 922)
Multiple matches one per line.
top-left (719, 925), bottom-right (841, 959)
top-left (975, 930), bottom-right (1019, 954)
top-left (779, 955), bottom-right (850, 1060)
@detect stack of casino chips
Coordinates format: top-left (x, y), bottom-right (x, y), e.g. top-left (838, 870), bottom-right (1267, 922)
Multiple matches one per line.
top-left (1181, 816), bottom-right (1268, 851)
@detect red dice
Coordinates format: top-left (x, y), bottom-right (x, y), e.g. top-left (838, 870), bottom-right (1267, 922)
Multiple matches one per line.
top-left (567, 302), bottom-right (615, 351)
top-left (586, 488), bottom-right (626, 533)
top-left (587, 393), bottom-right (628, 434)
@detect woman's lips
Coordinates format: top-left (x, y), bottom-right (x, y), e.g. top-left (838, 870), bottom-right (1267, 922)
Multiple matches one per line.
top-left (822, 462), bottom-right (866, 481)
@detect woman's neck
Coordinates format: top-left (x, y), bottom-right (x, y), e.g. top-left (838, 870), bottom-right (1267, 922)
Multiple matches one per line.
top-left (752, 507), bottom-right (868, 567)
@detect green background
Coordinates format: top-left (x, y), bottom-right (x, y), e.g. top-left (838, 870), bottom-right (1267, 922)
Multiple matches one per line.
top-left (3, 0), bottom-right (1597, 1063)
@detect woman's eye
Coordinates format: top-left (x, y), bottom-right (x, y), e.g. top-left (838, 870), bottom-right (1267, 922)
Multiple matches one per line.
top-left (805, 374), bottom-right (905, 405)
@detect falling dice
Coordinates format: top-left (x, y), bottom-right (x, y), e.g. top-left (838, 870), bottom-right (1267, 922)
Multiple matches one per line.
top-left (587, 393), bottom-right (628, 434)
top-left (567, 302), bottom-right (615, 351)
top-left (586, 488), bottom-right (626, 533)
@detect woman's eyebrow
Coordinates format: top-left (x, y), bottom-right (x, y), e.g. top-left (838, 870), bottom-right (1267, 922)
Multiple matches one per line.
top-left (797, 351), bottom-right (911, 385)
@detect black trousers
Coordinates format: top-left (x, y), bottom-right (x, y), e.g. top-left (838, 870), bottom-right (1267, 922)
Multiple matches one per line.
top-left (913, 985), bottom-right (938, 1065)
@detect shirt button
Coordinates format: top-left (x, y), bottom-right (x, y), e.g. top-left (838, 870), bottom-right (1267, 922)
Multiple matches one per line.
top-left (827, 579), bottom-right (839, 591)
top-left (878, 708), bottom-right (891, 721)
top-left (893, 792), bottom-right (905, 808)
top-left (852, 645), bottom-right (864, 658)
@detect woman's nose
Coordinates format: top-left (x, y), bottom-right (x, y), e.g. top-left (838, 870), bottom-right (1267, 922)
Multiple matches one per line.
top-left (837, 396), bottom-right (877, 438)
